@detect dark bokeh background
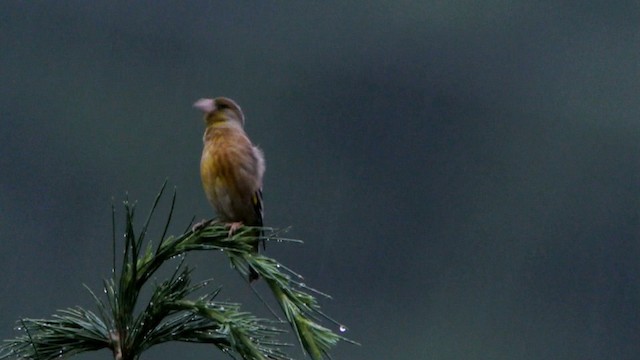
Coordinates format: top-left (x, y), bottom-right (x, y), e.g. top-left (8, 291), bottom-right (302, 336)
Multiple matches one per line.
top-left (1, 2), bottom-right (639, 359)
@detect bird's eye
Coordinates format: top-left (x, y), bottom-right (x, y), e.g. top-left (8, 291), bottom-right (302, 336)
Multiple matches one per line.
top-left (216, 102), bottom-right (229, 110)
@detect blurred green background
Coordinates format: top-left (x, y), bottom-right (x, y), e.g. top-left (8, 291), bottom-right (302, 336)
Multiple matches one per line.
top-left (1, 1), bottom-right (638, 359)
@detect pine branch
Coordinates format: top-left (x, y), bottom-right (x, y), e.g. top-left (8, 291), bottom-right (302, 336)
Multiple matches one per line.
top-left (0, 308), bottom-right (110, 360)
top-left (0, 183), bottom-right (355, 360)
top-left (195, 227), bottom-right (357, 359)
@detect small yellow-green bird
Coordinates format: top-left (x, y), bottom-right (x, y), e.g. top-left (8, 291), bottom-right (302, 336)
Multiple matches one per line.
top-left (194, 97), bottom-right (264, 281)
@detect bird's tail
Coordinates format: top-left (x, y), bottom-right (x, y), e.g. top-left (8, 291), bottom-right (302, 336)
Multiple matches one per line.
top-left (248, 227), bottom-right (261, 282)
top-left (249, 189), bottom-right (264, 282)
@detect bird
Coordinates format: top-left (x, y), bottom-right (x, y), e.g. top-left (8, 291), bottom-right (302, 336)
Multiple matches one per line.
top-left (194, 97), bottom-right (265, 281)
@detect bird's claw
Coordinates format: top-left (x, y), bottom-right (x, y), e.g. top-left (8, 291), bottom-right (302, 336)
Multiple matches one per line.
top-left (192, 219), bottom-right (214, 232)
top-left (226, 222), bottom-right (244, 237)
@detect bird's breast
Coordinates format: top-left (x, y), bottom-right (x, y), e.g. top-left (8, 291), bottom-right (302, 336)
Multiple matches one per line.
top-left (200, 128), bottom-right (260, 221)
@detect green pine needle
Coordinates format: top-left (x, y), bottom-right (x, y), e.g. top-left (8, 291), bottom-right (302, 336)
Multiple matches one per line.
top-left (0, 183), bottom-right (355, 360)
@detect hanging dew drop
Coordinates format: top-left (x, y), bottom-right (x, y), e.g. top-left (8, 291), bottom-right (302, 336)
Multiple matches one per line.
top-left (339, 325), bottom-right (347, 333)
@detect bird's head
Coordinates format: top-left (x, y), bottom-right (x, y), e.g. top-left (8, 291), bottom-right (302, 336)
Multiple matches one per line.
top-left (193, 97), bottom-right (245, 127)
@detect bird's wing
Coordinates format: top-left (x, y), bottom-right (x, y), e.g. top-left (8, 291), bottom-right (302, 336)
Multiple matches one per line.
top-left (249, 144), bottom-right (265, 227)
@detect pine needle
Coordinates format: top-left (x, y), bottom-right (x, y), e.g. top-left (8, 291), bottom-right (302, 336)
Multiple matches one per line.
top-left (0, 184), bottom-right (355, 360)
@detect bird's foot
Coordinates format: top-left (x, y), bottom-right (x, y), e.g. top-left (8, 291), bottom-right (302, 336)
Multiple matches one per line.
top-left (226, 221), bottom-right (244, 237)
top-left (192, 219), bottom-right (213, 232)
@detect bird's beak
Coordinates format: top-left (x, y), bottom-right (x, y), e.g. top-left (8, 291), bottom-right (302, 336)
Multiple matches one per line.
top-left (193, 98), bottom-right (215, 113)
